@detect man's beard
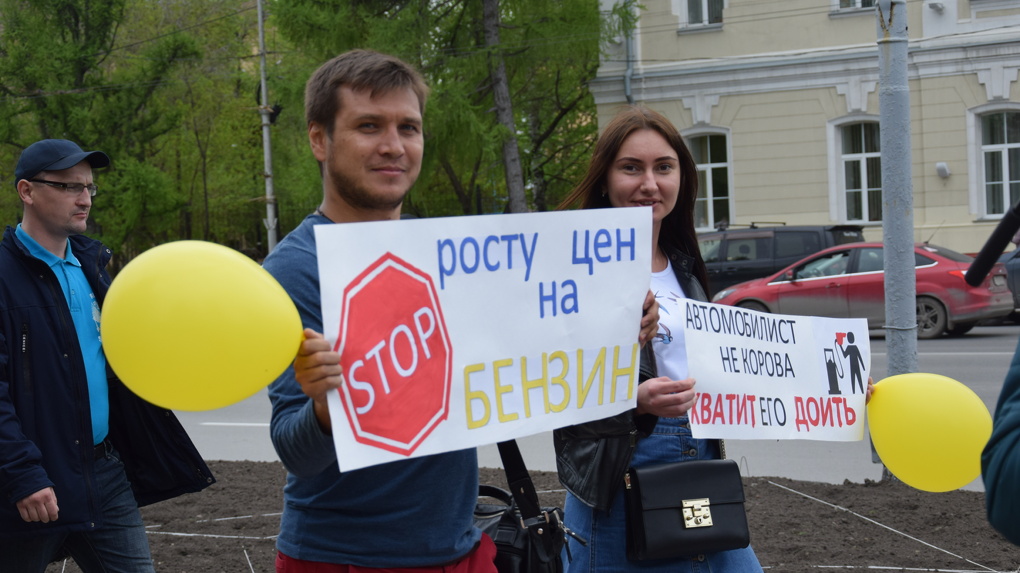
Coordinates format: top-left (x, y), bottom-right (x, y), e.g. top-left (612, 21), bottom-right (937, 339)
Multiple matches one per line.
top-left (329, 165), bottom-right (408, 212)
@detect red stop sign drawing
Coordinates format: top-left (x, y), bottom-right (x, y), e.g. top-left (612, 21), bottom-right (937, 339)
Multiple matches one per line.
top-left (335, 252), bottom-right (452, 455)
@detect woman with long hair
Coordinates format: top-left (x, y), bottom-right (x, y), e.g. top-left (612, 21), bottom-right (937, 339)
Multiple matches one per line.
top-left (554, 105), bottom-right (764, 572)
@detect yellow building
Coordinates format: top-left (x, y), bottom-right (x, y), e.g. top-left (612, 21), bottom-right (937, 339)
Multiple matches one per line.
top-left (594, 0), bottom-right (1020, 253)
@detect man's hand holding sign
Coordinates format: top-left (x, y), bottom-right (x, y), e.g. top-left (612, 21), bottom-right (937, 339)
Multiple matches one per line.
top-left (293, 329), bottom-right (343, 431)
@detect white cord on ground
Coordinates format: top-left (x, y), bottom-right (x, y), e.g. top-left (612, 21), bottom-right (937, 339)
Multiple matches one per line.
top-left (244, 548), bottom-right (255, 573)
top-left (146, 530), bottom-right (277, 540)
top-left (767, 480), bottom-right (997, 573)
top-left (811, 562), bottom-right (1011, 566)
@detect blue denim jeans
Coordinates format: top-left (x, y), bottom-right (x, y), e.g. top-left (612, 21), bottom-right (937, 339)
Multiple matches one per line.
top-left (1, 445), bottom-right (154, 573)
top-left (563, 416), bottom-right (763, 573)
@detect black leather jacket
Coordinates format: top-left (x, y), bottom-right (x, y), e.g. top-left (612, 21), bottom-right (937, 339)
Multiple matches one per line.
top-left (553, 248), bottom-right (722, 510)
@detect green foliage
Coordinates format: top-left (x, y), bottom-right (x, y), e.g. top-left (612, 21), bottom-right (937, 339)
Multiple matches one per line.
top-left (0, 0), bottom-right (125, 139)
top-left (270, 0), bottom-right (607, 216)
top-left (248, 50), bottom-right (328, 238)
top-left (606, 0), bottom-right (642, 43)
top-left (0, 0), bottom-right (627, 265)
top-left (0, 0), bottom-right (207, 260)
top-left (0, 0), bottom-right (313, 260)
top-left (94, 156), bottom-right (180, 268)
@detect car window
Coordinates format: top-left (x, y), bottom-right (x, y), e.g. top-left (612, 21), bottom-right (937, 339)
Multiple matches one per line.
top-left (915, 252), bottom-right (937, 267)
top-left (775, 231), bottom-right (821, 259)
top-left (700, 237), bottom-right (722, 263)
top-left (794, 250), bottom-right (850, 279)
top-left (724, 238), bottom-right (769, 261)
top-left (854, 248), bottom-right (936, 271)
top-left (857, 247), bottom-right (883, 273)
top-left (726, 235), bottom-right (771, 263)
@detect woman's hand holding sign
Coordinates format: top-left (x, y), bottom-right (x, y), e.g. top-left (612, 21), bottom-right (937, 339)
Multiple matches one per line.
top-left (636, 376), bottom-right (697, 417)
top-left (293, 328), bottom-right (344, 431)
top-left (635, 290), bottom-right (691, 419)
top-left (639, 290), bottom-right (660, 346)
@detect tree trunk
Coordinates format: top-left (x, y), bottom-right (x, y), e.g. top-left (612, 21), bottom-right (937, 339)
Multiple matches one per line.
top-left (482, 0), bottom-right (527, 213)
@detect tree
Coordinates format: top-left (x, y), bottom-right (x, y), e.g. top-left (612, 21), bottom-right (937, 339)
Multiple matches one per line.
top-left (0, 0), bottom-right (200, 260)
top-left (0, 0), bottom-right (636, 264)
top-left (0, 0), bottom-right (312, 262)
top-left (482, 0), bottom-right (526, 213)
top-left (269, 0), bottom-right (613, 216)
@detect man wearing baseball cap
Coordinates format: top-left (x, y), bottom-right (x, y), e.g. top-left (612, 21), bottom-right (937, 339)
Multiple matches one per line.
top-left (0, 139), bottom-right (214, 572)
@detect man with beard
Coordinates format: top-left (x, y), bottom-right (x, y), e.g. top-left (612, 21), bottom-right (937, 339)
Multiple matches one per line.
top-left (261, 50), bottom-right (497, 572)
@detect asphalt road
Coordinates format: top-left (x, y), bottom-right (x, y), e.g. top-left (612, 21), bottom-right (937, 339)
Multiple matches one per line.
top-left (174, 324), bottom-right (1020, 492)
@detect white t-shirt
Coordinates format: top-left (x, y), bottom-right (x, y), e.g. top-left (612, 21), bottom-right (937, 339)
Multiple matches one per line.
top-left (650, 260), bottom-right (689, 382)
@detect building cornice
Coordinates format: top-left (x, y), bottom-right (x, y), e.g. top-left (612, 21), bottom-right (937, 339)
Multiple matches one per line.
top-left (594, 27), bottom-right (1020, 106)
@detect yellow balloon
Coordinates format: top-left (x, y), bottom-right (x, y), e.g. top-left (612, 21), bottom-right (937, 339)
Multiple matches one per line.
top-left (102, 241), bottom-right (302, 411)
top-left (868, 373), bottom-right (992, 492)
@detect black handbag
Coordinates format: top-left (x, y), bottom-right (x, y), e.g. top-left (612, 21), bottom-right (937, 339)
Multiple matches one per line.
top-left (474, 441), bottom-right (582, 573)
top-left (623, 459), bottom-right (750, 561)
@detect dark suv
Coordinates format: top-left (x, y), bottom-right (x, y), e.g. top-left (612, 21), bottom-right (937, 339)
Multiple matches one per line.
top-left (698, 224), bottom-right (865, 296)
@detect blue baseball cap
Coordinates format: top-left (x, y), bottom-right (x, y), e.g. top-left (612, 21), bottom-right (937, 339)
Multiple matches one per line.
top-left (15, 139), bottom-right (110, 185)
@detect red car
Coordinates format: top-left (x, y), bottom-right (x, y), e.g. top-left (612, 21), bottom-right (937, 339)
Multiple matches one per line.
top-left (710, 242), bottom-right (1013, 339)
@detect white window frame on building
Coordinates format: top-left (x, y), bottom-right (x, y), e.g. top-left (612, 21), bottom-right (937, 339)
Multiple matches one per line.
top-left (685, 128), bottom-right (732, 231)
top-left (835, 0), bottom-right (875, 10)
top-left (969, 104), bottom-right (1020, 218)
top-left (675, 0), bottom-right (724, 29)
top-left (970, 0), bottom-right (1018, 14)
top-left (827, 116), bottom-right (882, 224)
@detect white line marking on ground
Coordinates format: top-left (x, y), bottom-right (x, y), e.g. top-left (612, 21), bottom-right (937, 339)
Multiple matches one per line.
top-left (872, 352), bottom-right (1014, 357)
top-left (199, 422), bottom-right (270, 427)
top-left (195, 512), bottom-right (282, 523)
top-left (146, 531), bottom-right (277, 540)
top-left (811, 562), bottom-right (1003, 566)
top-left (768, 480), bottom-right (997, 572)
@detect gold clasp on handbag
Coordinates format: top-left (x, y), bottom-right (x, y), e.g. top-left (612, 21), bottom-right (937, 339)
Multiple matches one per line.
top-left (682, 498), bottom-right (713, 528)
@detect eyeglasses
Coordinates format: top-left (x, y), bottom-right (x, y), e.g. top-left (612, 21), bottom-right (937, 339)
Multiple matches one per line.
top-left (29, 179), bottom-right (98, 197)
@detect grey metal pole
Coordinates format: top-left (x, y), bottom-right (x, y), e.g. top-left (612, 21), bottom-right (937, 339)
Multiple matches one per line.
top-left (877, 0), bottom-right (917, 375)
top-left (876, 0), bottom-right (917, 471)
top-left (257, 0), bottom-right (278, 253)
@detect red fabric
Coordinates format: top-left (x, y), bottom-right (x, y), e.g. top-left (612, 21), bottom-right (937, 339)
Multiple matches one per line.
top-left (276, 533), bottom-right (496, 573)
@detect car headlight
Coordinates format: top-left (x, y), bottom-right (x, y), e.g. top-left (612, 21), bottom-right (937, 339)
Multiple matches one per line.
top-left (712, 288), bottom-right (736, 302)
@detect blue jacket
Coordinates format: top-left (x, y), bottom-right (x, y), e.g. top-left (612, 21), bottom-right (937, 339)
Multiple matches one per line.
top-left (0, 226), bottom-right (214, 536)
top-left (263, 215), bottom-right (480, 567)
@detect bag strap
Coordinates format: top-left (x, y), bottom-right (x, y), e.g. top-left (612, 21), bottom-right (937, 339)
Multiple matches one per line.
top-left (495, 441), bottom-right (589, 550)
top-left (496, 440), bottom-right (542, 520)
top-left (478, 484), bottom-right (514, 507)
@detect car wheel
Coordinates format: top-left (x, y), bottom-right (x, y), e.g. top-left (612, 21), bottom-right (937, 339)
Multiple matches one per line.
top-left (946, 323), bottom-right (974, 337)
top-left (916, 296), bottom-right (947, 339)
top-left (738, 301), bottom-right (769, 313)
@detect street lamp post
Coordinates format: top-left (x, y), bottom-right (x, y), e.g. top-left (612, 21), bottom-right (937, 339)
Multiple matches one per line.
top-left (257, 0), bottom-right (278, 253)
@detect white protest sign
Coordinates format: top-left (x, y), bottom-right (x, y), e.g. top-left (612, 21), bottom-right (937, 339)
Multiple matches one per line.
top-left (682, 300), bottom-right (869, 441)
top-left (315, 208), bottom-right (652, 471)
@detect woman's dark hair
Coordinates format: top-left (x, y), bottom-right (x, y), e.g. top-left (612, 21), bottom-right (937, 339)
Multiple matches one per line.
top-left (558, 105), bottom-right (708, 292)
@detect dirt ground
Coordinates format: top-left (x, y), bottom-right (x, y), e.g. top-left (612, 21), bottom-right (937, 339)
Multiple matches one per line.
top-left (45, 460), bottom-right (1020, 573)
